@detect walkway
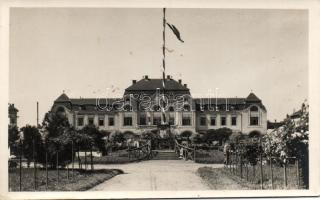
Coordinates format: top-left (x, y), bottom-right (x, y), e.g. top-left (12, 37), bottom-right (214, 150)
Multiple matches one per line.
top-left (90, 160), bottom-right (223, 191)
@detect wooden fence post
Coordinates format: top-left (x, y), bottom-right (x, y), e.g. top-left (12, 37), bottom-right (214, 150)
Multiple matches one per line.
top-left (33, 139), bottom-right (37, 191)
top-left (128, 148), bottom-right (130, 161)
top-left (234, 151), bottom-right (238, 176)
top-left (246, 163), bottom-right (249, 181)
top-left (193, 146), bottom-right (196, 161)
top-left (296, 158), bottom-right (300, 188)
top-left (90, 145), bottom-right (93, 171)
top-left (260, 151), bottom-right (263, 190)
top-left (45, 148), bottom-right (48, 190)
top-left (71, 140), bottom-right (74, 179)
top-left (284, 159), bottom-right (287, 189)
top-left (240, 152), bottom-right (243, 178)
top-left (78, 145), bottom-right (81, 169)
top-left (270, 157), bottom-right (274, 189)
top-left (19, 140), bottom-right (22, 191)
top-left (67, 162), bottom-right (69, 180)
top-left (84, 150), bottom-right (87, 170)
top-left (57, 151), bottom-right (59, 185)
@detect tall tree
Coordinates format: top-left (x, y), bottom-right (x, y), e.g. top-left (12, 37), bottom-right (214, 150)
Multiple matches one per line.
top-left (20, 125), bottom-right (43, 167)
top-left (8, 125), bottom-right (20, 155)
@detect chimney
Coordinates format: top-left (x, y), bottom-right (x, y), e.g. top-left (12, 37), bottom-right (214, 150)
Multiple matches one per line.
top-left (184, 84), bottom-right (187, 88)
top-left (167, 75), bottom-right (171, 79)
top-left (178, 79), bottom-right (182, 84)
top-left (132, 80), bottom-right (136, 84)
top-left (274, 119), bottom-right (277, 123)
top-left (144, 75), bottom-right (149, 79)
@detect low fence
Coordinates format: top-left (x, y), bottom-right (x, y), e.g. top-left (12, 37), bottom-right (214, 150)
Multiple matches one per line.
top-left (225, 149), bottom-right (301, 189)
top-left (9, 139), bottom-right (103, 191)
top-left (127, 143), bottom-right (152, 160)
top-left (174, 140), bottom-right (196, 161)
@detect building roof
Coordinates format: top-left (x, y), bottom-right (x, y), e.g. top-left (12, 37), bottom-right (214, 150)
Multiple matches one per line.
top-left (246, 92), bottom-right (261, 102)
top-left (54, 93), bottom-right (70, 102)
top-left (125, 78), bottom-right (189, 92)
top-left (69, 98), bottom-right (122, 105)
top-left (193, 98), bottom-right (246, 105)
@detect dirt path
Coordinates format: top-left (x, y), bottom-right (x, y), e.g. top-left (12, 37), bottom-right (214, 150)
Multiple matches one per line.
top-left (89, 160), bottom-right (223, 191)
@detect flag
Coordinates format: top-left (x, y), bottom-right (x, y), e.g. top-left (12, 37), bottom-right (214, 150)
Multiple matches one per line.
top-left (166, 23), bottom-right (184, 43)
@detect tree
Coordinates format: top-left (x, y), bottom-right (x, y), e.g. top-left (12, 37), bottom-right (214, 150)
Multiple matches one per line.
top-left (79, 125), bottom-right (107, 154)
top-left (21, 125), bottom-right (44, 167)
top-left (263, 102), bottom-right (309, 188)
top-left (205, 128), bottom-right (233, 145)
top-left (8, 125), bottom-right (20, 155)
top-left (41, 111), bottom-right (73, 168)
top-left (229, 132), bottom-right (244, 144)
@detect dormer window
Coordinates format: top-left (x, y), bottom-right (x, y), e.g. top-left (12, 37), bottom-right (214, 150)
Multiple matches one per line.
top-left (250, 106), bottom-right (259, 112)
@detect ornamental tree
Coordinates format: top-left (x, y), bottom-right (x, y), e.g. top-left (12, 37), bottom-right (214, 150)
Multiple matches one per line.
top-left (263, 102), bottom-right (309, 188)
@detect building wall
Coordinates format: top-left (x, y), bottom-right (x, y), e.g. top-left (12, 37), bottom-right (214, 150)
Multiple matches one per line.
top-left (53, 103), bottom-right (267, 136)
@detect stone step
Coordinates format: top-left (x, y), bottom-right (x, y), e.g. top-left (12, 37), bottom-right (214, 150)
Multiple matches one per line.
top-left (152, 150), bottom-right (180, 160)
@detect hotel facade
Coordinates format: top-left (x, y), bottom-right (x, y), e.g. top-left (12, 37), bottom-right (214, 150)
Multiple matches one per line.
top-left (51, 75), bottom-right (267, 137)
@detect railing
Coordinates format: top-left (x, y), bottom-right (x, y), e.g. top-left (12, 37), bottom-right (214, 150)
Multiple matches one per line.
top-left (127, 143), bottom-right (152, 160)
top-left (174, 140), bottom-right (196, 161)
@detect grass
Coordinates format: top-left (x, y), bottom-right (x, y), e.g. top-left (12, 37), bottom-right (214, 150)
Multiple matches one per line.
top-left (80, 149), bottom-right (150, 164)
top-left (197, 167), bottom-right (249, 190)
top-left (224, 163), bottom-right (300, 189)
top-left (198, 164), bottom-right (302, 190)
top-left (194, 149), bottom-right (224, 164)
top-left (9, 167), bottom-right (123, 191)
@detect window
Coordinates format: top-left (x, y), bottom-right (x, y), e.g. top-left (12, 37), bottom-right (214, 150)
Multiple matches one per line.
top-left (182, 116), bottom-right (191, 126)
top-left (200, 116), bottom-right (206, 126)
top-left (183, 104), bottom-right (190, 111)
top-left (250, 117), bottom-right (259, 126)
top-left (123, 117), bottom-right (132, 126)
top-left (99, 118), bottom-right (104, 126)
top-left (10, 118), bottom-right (16, 124)
top-left (108, 116), bottom-right (114, 126)
top-left (210, 117), bottom-right (216, 126)
top-left (231, 116), bottom-right (237, 126)
top-left (153, 105), bottom-right (161, 111)
top-left (221, 116), bottom-right (226, 126)
top-left (250, 106), bottom-right (258, 112)
top-left (139, 116), bottom-right (146, 125)
top-left (169, 117), bottom-right (175, 125)
top-left (124, 104), bottom-right (132, 111)
top-left (88, 117), bottom-right (94, 125)
top-left (77, 117), bottom-right (84, 126)
top-left (153, 117), bottom-right (161, 125)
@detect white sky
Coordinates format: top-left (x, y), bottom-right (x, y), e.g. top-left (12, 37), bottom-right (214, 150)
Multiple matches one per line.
top-left (9, 8), bottom-right (308, 127)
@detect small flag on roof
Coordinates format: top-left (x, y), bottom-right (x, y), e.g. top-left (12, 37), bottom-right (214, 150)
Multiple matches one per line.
top-left (166, 23), bottom-right (184, 43)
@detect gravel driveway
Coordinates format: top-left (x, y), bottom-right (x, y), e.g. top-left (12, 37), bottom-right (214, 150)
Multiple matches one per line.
top-left (89, 160), bottom-right (223, 191)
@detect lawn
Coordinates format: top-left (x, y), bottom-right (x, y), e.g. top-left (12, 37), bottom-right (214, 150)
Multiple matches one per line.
top-left (198, 164), bottom-right (301, 190)
top-left (197, 167), bottom-right (248, 190)
top-left (224, 163), bottom-right (300, 189)
top-left (9, 167), bottom-right (123, 191)
top-left (80, 149), bottom-right (151, 164)
top-left (194, 149), bottom-right (224, 164)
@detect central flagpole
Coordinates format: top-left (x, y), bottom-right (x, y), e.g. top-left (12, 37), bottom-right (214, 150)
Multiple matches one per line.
top-left (161, 8), bottom-right (167, 125)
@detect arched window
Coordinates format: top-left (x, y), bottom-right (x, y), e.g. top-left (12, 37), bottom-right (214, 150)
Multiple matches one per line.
top-left (153, 105), bottom-right (161, 112)
top-left (123, 104), bottom-right (132, 112)
top-left (169, 106), bottom-right (174, 112)
top-left (57, 106), bottom-right (65, 113)
top-left (183, 104), bottom-right (190, 111)
top-left (250, 106), bottom-right (258, 112)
